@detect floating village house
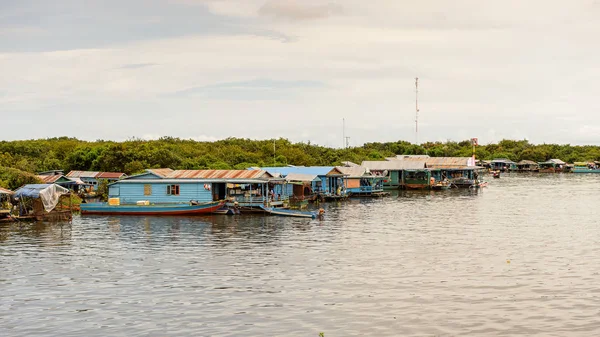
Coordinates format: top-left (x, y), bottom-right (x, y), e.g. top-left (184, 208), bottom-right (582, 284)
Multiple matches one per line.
top-left (360, 160), bottom-right (427, 190)
top-left (363, 156), bottom-right (481, 189)
top-left (336, 165), bottom-right (386, 196)
top-left (516, 160), bottom-right (539, 172)
top-left (490, 158), bottom-right (517, 172)
top-left (538, 159), bottom-right (567, 173)
top-left (37, 173), bottom-right (77, 189)
top-left (10, 184), bottom-right (72, 222)
top-left (108, 169), bottom-right (286, 209)
top-left (0, 187), bottom-right (13, 222)
top-left (283, 173), bottom-right (320, 200)
top-left (252, 166), bottom-right (347, 200)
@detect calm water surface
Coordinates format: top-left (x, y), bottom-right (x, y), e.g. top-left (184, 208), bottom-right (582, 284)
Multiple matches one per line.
top-left (2, 174), bottom-right (600, 336)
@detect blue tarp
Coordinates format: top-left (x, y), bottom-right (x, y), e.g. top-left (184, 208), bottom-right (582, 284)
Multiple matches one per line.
top-left (14, 184), bottom-right (54, 198)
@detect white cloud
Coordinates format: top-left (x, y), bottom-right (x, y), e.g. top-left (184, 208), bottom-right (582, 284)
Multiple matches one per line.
top-left (1, 0), bottom-right (600, 146)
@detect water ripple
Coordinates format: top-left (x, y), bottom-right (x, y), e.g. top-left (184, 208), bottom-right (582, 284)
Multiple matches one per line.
top-left (2, 174), bottom-right (600, 336)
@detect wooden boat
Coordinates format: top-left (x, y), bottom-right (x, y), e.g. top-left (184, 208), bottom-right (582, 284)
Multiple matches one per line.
top-left (430, 182), bottom-right (451, 190)
top-left (81, 200), bottom-right (223, 215)
top-left (259, 205), bottom-right (318, 219)
top-left (572, 163), bottom-right (600, 173)
top-left (492, 171), bottom-right (500, 178)
top-left (213, 205), bottom-right (241, 215)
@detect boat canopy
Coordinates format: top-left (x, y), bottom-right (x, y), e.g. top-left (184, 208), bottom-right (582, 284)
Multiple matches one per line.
top-left (13, 184), bottom-right (70, 212)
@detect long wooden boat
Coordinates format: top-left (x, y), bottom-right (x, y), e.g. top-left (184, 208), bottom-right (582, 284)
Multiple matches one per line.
top-left (81, 201), bottom-right (223, 215)
top-left (573, 168), bottom-right (600, 173)
top-left (259, 205), bottom-right (318, 219)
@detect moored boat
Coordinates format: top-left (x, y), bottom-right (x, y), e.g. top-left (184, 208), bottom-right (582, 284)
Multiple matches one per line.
top-left (572, 162), bottom-right (600, 173)
top-left (81, 200), bottom-right (223, 215)
top-left (259, 205), bottom-right (319, 219)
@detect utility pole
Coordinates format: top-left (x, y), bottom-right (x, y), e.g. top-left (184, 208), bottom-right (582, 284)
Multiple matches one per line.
top-left (273, 139), bottom-right (276, 165)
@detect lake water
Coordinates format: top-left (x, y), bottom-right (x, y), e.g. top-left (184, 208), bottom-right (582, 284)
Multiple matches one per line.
top-left (2, 174), bottom-right (600, 336)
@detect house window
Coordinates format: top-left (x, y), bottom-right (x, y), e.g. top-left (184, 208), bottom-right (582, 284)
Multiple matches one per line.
top-left (167, 185), bottom-right (180, 195)
top-left (144, 184), bottom-right (152, 196)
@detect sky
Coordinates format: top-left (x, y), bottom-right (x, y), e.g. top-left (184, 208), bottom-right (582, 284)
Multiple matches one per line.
top-left (1, 0), bottom-right (600, 147)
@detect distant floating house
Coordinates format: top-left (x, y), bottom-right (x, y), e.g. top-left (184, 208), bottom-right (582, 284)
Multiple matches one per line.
top-left (0, 187), bottom-right (13, 222)
top-left (364, 156), bottom-right (483, 189)
top-left (516, 160), bottom-right (539, 172)
top-left (490, 158), bottom-right (517, 172)
top-left (66, 171), bottom-right (127, 191)
top-left (538, 159), bottom-right (567, 173)
top-left (336, 166), bottom-right (386, 197)
top-left (254, 166), bottom-right (347, 200)
top-left (37, 174), bottom-right (77, 188)
top-left (361, 160), bottom-right (427, 189)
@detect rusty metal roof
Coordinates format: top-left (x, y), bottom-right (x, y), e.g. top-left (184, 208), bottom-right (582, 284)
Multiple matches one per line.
top-left (147, 168), bottom-right (174, 178)
top-left (0, 187), bottom-right (13, 195)
top-left (66, 171), bottom-right (125, 178)
top-left (166, 170), bottom-right (273, 179)
top-left (37, 175), bottom-right (62, 183)
top-left (97, 172), bottom-right (126, 179)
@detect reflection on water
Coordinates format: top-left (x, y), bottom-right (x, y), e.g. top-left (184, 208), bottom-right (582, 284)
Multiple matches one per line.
top-left (2, 174), bottom-right (600, 336)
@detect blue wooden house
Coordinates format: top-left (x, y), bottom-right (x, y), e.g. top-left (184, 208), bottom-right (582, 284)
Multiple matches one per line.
top-left (336, 166), bottom-right (386, 196)
top-left (251, 166), bottom-right (347, 199)
top-left (108, 169), bottom-right (286, 209)
top-left (490, 158), bottom-right (517, 172)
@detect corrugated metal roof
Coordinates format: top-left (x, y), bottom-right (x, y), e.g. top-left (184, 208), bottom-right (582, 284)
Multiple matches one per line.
top-left (257, 166), bottom-right (345, 176)
top-left (394, 155), bottom-right (431, 160)
top-left (112, 178), bottom-right (281, 185)
top-left (397, 157), bottom-right (475, 168)
top-left (166, 170), bottom-right (273, 179)
top-left (0, 187), bottom-right (13, 195)
top-left (337, 166), bottom-right (369, 177)
top-left (362, 160), bottom-right (427, 170)
top-left (340, 161), bottom-right (360, 167)
top-left (548, 159), bottom-right (566, 165)
top-left (37, 175), bottom-right (62, 183)
top-left (285, 173), bottom-right (320, 182)
top-left (147, 168), bottom-right (174, 178)
top-left (66, 170), bottom-right (100, 178)
top-left (491, 158), bottom-right (516, 164)
top-left (66, 171), bottom-right (125, 179)
top-left (517, 160), bottom-right (538, 165)
top-left (97, 172), bottom-right (126, 179)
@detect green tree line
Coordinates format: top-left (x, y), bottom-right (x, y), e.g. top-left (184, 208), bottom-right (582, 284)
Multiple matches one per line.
top-left (1, 137), bottom-right (599, 190)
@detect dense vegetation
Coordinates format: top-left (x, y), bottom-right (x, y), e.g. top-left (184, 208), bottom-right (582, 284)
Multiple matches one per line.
top-left (1, 137), bottom-right (599, 190)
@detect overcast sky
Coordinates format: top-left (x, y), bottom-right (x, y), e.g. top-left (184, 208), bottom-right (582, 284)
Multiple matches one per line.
top-left (1, 0), bottom-right (599, 147)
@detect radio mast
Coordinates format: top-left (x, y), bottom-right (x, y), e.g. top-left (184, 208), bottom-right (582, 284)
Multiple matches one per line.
top-left (415, 77), bottom-right (419, 145)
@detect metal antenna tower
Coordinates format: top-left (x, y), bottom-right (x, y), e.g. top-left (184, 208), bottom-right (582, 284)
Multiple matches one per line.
top-left (415, 77), bottom-right (419, 145)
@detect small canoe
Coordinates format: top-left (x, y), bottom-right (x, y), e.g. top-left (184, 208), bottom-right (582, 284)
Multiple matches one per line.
top-left (81, 201), bottom-right (223, 216)
top-left (259, 205), bottom-right (317, 219)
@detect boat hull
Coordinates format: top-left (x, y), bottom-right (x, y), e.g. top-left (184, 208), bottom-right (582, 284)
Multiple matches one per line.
top-left (259, 205), bottom-right (317, 219)
top-left (572, 168), bottom-right (600, 173)
top-left (81, 201), bottom-right (223, 215)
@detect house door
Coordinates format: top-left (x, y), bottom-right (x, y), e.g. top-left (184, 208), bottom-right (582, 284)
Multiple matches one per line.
top-left (213, 183), bottom-right (227, 201)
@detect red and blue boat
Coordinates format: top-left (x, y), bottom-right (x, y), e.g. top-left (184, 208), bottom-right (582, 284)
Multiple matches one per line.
top-left (81, 200), bottom-right (223, 216)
